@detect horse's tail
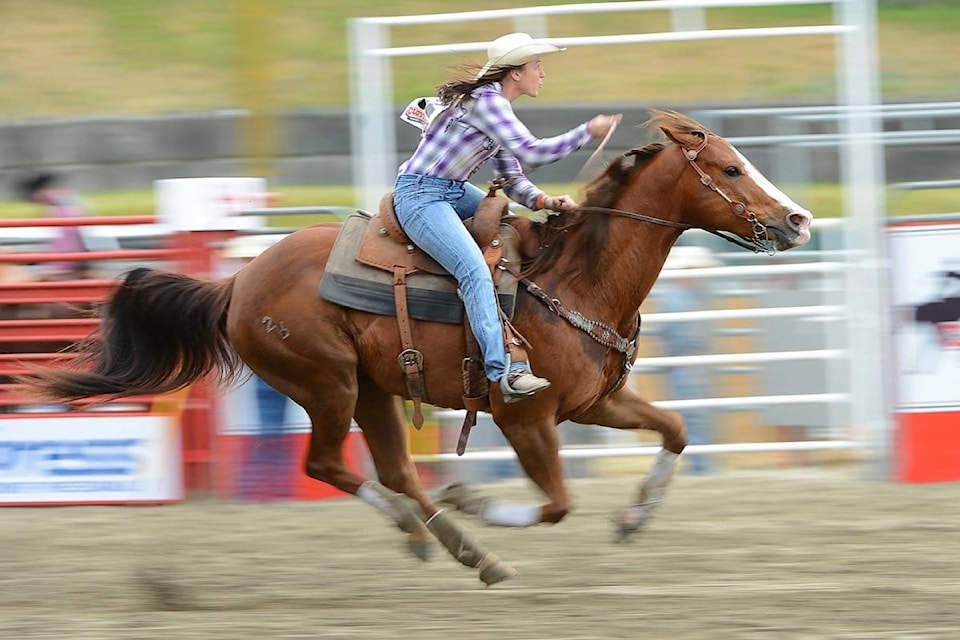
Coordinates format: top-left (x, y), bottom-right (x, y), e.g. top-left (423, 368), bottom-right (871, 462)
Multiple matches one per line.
top-left (19, 267), bottom-right (243, 403)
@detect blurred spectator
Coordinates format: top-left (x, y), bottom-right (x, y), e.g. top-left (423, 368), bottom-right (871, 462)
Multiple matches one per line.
top-left (16, 172), bottom-right (93, 280)
top-left (659, 246), bottom-right (720, 475)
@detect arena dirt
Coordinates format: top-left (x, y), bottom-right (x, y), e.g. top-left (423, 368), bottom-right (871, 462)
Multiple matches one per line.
top-left (2, 472), bottom-right (958, 639)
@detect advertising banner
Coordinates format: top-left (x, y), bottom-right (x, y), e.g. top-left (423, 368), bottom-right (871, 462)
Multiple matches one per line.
top-left (0, 415), bottom-right (183, 505)
top-left (888, 221), bottom-right (960, 482)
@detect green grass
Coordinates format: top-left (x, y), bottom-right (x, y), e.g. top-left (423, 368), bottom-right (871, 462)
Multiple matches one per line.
top-left (3, 2), bottom-right (960, 117)
top-left (3, 2), bottom-right (958, 218)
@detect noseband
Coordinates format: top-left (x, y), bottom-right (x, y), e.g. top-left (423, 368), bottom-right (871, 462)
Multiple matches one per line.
top-left (574, 132), bottom-right (776, 255)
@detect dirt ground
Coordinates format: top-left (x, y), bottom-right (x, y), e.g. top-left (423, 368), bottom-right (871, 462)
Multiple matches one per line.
top-left (2, 471), bottom-right (959, 640)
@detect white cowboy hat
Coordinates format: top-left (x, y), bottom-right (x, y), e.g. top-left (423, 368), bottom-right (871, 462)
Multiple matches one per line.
top-left (476, 32), bottom-right (566, 78)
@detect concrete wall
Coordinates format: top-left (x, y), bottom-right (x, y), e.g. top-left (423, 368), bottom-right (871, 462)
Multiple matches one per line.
top-left (2, 105), bottom-right (958, 199)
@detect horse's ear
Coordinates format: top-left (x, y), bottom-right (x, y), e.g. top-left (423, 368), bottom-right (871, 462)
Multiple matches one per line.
top-left (659, 126), bottom-right (684, 146)
top-left (660, 126), bottom-right (707, 158)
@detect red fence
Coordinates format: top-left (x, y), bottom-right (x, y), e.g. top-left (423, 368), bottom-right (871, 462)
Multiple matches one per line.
top-left (0, 216), bottom-right (226, 497)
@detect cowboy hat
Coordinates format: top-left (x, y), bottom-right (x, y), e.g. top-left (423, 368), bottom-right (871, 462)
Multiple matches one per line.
top-left (476, 32), bottom-right (566, 78)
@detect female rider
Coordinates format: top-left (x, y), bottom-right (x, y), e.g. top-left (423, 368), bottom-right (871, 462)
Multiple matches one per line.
top-left (393, 32), bottom-right (621, 402)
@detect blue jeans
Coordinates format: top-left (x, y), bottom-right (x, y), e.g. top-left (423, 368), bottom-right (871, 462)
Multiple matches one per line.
top-left (393, 173), bottom-right (509, 381)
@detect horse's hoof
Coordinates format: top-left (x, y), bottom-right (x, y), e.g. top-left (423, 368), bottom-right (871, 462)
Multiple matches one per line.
top-left (611, 506), bottom-right (649, 543)
top-left (478, 555), bottom-right (517, 586)
top-left (435, 482), bottom-right (469, 505)
top-left (405, 528), bottom-right (434, 562)
top-left (435, 482), bottom-right (486, 516)
top-left (406, 538), bottom-right (435, 562)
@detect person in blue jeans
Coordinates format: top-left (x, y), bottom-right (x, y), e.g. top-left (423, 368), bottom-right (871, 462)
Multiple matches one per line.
top-left (393, 32), bottom-right (620, 402)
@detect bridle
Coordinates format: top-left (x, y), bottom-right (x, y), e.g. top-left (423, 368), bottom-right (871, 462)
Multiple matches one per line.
top-left (572, 130), bottom-right (777, 255)
top-left (676, 130), bottom-right (776, 255)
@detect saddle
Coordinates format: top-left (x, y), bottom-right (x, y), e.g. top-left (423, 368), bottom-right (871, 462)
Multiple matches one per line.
top-left (319, 185), bottom-right (528, 452)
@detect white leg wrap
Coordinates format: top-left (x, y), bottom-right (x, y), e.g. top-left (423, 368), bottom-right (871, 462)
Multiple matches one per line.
top-left (358, 481), bottom-right (396, 518)
top-left (479, 502), bottom-right (542, 528)
top-left (638, 449), bottom-right (679, 506)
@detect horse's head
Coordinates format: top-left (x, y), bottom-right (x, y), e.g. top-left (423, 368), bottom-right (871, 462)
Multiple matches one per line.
top-left (525, 110), bottom-right (814, 283)
top-left (653, 110), bottom-right (813, 252)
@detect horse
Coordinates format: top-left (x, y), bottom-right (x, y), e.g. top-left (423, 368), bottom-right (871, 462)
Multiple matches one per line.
top-left (17, 110), bottom-right (812, 586)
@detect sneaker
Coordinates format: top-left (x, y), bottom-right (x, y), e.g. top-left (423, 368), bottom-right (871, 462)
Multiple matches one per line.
top-left (499, 369), bottom-right (551, 403)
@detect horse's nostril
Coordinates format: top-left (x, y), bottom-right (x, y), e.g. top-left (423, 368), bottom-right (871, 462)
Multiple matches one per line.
top-left (789, 211), bottom-right (812, 231)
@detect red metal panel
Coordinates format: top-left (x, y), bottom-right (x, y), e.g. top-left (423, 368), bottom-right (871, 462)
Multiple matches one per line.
top-left (0, 279), bottom-right (116, 304)
top-left (0, 353), bottom-right (78, 376)
top-left (895, 411), bottom-right (960, 483)
top-left (0, 216), bottom-right (237, 499)
top-left (0, 249), bottom-right (182, 264)
top-left (0, 318), bottom-right (98, 342)
top-left (0, 215), bottom-right (157, 228)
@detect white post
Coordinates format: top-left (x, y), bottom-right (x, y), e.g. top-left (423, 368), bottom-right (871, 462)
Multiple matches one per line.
top-left (513, 15), bottom-right (548, 38)
top-left (349, 18), bottom-right (396, 212)
top-left (836, 0), bottom-right (892, 479)
top-left (671, 0), bottom-right (706, 32)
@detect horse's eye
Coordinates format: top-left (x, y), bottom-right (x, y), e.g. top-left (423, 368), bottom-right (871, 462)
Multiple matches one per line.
top-left (724, 166), bottom-right (741, 177)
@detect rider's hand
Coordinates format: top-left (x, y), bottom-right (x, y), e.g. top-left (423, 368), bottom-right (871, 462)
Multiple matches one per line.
top-left (545, 194), bottom-right (577, 212)
top-left (587, 113), bottom-right (622, 139)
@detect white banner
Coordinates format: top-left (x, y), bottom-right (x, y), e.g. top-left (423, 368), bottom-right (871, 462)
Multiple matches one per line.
top-left (154, 177), bottom-right (267, 231)
top-left (0, 415), bottom-right (183, 504)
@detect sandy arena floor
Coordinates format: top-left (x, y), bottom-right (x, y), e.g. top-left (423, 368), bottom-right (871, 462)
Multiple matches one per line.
top-left (2, 472), bottom-right (958, 639)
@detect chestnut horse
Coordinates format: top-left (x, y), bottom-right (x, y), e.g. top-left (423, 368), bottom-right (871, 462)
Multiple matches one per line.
top-left (19, 111), bottom-right (812, 585)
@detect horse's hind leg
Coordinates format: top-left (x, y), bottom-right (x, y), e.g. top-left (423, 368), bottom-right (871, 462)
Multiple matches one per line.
top-left (295, 378), bottom-right (439, 564)
top-left (347, 377), bottom-right (434, 561)
top-left (354, 375), bottom-right (516, 585)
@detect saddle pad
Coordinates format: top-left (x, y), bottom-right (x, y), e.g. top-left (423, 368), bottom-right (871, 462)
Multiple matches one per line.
top-left (320, 212), bottom-right (519, 324)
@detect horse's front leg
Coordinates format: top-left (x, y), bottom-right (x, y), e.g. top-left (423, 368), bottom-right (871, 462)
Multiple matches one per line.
top-left (440, 410), bottom-right (570, 528)
top-left (574, 385), bottom-right (687, 540)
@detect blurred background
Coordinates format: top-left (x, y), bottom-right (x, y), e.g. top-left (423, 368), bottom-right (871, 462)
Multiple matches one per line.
top-left (2, 0), bottom-right (958, 489)
top-left (2, 2), bottom-right (960, 637)
top-left (1, 0), bottom-right (957, 212)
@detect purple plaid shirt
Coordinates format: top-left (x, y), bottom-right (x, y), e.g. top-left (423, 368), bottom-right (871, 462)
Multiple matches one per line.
top-left (399, 82), bottom-right (591, 209)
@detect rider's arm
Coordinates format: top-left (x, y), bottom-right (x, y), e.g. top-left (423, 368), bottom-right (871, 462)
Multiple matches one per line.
top-left (475, 89), bottom-right (589, 210)
top-left (472, 89), bottom-right (591, 169)
top-left (488, 153), bottom-right (543, 210)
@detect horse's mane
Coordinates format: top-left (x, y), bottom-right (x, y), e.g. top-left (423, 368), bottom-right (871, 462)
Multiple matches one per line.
top-left (520, 110), bottom-right (711, 281)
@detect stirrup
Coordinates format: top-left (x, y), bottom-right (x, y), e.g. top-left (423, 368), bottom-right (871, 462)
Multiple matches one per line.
top-left (499, 369), bottom-right (550, 403)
